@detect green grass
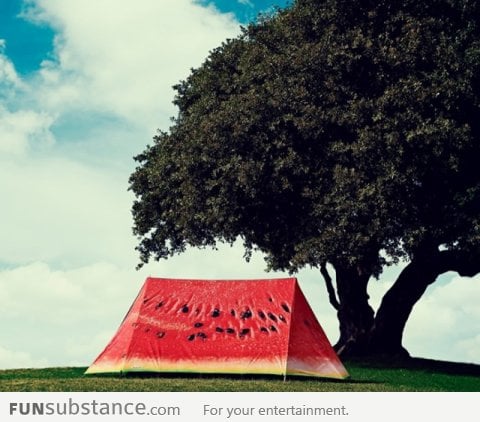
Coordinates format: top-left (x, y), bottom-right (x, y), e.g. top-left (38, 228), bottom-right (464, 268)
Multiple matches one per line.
top-left (0, 359), bottom-right (479, 392)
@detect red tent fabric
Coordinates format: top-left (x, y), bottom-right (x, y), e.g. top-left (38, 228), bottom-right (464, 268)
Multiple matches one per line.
top-left (86, 277), bottom-right (348, 379)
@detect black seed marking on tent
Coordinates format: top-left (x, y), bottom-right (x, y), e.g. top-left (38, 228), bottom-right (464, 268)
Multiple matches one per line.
top-left (240, 328), bottom-right (250, 336)
top-left (260, 327), bottom-right (268, 333)
top-left (143, 298), bottom-right (151, 304)
top-left (181, 305), bottom-right (189, 313)
top-left (194, 322), bottom-right (203, 328)
top-left (230, 309), bottom-right (236, 317)
top-left (156, 331), bottom-right (165, 339)
top-left (215, 327), bottom-right (224, 333)
top-left (197, 332), bottom-right (207, 340)
top-left (278, 314), bottom-right (287, 323)
top-left (195, 308), bottom-right (200, 315)
top-left (269, 325), bottom-right (277, 332)
top-left (258, 310), bottom-right (266, 319)
top-left (267, 312), bottom-right (277, 322)
top-left (155, 301), bottom-right (164, 309)
top-left (240, 309), bottom-right (252, 319)
top-left (268, 297), bottom-right (273, 302)
top-left (187, 334), bottom-right (195, 341)
top-left (281, 303), bottom-right (290, 313)
top-left (226, 328), bottom-right (235, 334)
top-left (211, 308), bottom-right (220, 317)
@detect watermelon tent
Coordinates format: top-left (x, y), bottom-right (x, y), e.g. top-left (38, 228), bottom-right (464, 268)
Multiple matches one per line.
top-left (86, 277), bottom-right (348, 379)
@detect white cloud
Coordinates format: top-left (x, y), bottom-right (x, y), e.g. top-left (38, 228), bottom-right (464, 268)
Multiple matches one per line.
top-left (404, 273), bottom-right (480, 363)
top-left (0, 261), bottom-right (142, 367)
top-left (238, 0), bottom-right (254, 7)
top-left (0, 156), bottom-right (135, 267)
top-left (0, 106), bottom-right (55, 155)
top-left (23, 0), bottom-right (240, 131)
top-left (0, 345), bottom-right (48, 370)
top-left (454, 334), bottom-right (480, 363)
top-left (0, 40), bottom-right (24, 89)
top-left (0, 262), bottom-right (137, 321)
top-left (0, 0), bottom-right (242, 271)
top-left (0, 0), bottom-right (241, 267)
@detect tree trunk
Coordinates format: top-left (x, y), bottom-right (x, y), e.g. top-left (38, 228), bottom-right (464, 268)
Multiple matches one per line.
top-left (334, 264), bottom-right (375, 357)
top-left (369, 258), bottom-right (438, 357)
top-left (328, 248), bottom-right (480, 360)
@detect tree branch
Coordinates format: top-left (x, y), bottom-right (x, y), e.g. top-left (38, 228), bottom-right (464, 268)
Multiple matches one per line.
top-left (320, 261), bottom-right (340, 310)
top-left (437, 248), bottom-right (480, 277)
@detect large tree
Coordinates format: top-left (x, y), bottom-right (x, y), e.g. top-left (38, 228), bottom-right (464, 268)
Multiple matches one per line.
top-left (129, 0), bottom-right (480, 358)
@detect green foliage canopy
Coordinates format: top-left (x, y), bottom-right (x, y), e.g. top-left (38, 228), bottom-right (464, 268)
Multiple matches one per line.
top-left (130, 0), bottom-right (480, 276)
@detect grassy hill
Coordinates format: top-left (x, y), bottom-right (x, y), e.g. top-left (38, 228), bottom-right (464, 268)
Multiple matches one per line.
top-left (1, 359), bottom-right (479, 392)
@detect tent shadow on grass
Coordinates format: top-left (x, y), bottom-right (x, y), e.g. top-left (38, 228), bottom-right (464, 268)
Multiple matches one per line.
top-left (402, 357), bottom-right (480, 377)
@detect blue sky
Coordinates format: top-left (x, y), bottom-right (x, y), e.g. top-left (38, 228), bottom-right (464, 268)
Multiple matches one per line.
top-left (0, 0), bottom-right (55, 74)
top-left (0, 0), bottom-right (478, 369)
